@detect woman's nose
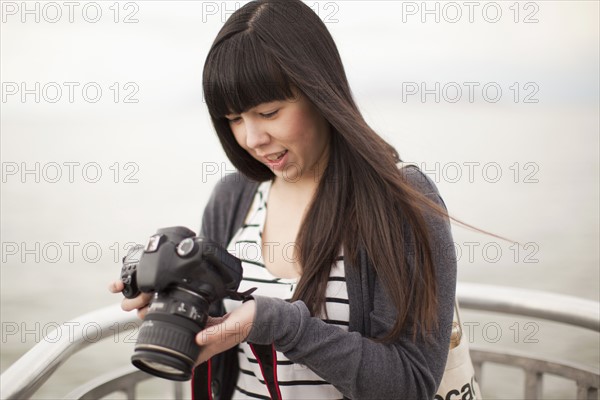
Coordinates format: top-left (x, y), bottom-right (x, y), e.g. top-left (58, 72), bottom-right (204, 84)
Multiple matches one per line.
top-left (244, 120), bottom-right (270, 149)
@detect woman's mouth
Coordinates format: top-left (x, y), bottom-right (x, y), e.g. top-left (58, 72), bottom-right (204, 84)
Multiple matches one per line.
top-left (264, 150), bottom-right (288, 169)
top-left (266, 150), bottom-right (287, 161)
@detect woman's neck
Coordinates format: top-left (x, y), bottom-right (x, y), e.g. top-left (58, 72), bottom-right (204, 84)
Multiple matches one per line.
top-left (271, 174), bottom-right (319, 200)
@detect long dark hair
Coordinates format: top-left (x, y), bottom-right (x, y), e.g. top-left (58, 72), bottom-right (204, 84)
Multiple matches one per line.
top-left (203, 0), bottom-right (456, 342)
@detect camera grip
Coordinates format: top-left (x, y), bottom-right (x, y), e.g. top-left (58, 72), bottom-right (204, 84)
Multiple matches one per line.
top-left (121, 244), bottom-right (144, 299)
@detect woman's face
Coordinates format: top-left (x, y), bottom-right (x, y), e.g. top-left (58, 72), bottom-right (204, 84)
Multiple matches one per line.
top-left (225, 91), bottom-right (330, 185)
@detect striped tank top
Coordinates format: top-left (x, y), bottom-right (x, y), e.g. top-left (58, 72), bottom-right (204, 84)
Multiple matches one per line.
top-left (223, 180), bottom-right (349, 400)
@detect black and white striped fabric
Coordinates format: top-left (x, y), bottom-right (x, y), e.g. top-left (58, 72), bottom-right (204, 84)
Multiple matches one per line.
top-left (224, 181), bottom-right (349, 400)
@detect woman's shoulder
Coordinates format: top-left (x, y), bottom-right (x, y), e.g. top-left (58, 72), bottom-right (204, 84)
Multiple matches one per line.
top-left (211, 171), bottom-right (260, 204)
top-left (397, 161), bottom-right (442, 200)
top-left (201, 171), bottom-right (262, 241)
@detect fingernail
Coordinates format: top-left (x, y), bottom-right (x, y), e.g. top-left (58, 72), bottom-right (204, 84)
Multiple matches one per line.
top-left (196, 333), bottom-right (205, 346)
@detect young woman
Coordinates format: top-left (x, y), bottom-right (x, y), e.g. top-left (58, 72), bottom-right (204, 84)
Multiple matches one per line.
top-left (112, 1), bottom-right (458, 398)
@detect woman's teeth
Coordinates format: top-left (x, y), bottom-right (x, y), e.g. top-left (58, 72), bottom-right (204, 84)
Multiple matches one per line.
top-left (267, 151), bottom-right (287, 161)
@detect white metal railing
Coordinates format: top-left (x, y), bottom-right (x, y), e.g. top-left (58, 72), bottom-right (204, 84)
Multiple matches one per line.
top-left (456, 282), bottom-right (600, 331)
top-left (1, 304), bottom-right (142, 399)
top-left (1, 283), bottom-right (599, 399)
top-left (455, 283), bottom-right (600, 400)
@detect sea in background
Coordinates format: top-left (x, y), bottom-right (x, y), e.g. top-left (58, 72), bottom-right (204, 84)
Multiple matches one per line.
top-left (1, 1), bottom-right (598, 399)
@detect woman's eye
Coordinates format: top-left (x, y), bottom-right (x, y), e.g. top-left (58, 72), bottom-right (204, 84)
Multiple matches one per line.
top-left (226, 116), bottom-right (242, 124)
top-left (261, 110), bottom-right (279, 119)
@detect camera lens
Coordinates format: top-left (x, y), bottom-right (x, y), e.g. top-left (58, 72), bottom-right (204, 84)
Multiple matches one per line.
top-left (131, 288), bottom-right (209, 381)
top-left (132, 349), bottom-right (190, 379)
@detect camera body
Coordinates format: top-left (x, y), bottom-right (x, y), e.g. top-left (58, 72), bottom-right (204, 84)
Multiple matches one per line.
top-left (120, 226), bottom-right (244, 381)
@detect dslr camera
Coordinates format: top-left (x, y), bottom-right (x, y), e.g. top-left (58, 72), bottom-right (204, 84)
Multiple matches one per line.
top-left (120, 226), bottom-right (247, 381)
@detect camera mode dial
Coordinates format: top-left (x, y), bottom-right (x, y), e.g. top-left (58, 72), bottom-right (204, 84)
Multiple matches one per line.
top-left (176, 238), bottom-right (197, 257)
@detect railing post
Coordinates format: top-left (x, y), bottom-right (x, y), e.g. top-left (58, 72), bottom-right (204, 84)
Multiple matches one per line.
top-left (473, 362), bottom-right (483, 386)
top-left (125, 386), bottom-right (136, 400)
top-left (524, 370), bottom-right (543, 399)
top-left (577, 384), bottom-right (599, 400)
top-left (174, 381), bottom-right (184, 399)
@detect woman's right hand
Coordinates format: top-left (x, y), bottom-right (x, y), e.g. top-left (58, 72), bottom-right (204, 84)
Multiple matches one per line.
top-left (108, 280), bottom-right (153, 319)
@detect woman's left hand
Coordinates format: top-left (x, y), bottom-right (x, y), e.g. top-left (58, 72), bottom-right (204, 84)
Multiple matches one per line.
top-left (195, 300), bottom-right (257, 365)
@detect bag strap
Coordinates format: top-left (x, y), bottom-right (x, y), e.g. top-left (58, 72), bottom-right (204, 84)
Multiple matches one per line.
top-left (454, 298), bottom-right (463, 328)
top-left (450, 298), bottom-right (463, 348)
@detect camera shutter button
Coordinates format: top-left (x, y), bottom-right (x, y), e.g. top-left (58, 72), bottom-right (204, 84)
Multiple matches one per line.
top-left (177, 238), bottom-right (196, 257)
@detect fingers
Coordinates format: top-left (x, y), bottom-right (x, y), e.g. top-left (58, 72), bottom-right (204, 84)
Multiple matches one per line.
top-left (121, 292), bottom-right (153, 312)
top-left (108, 280), bottom-right (151, 320)
top-left (204, 314), bottom-right (230, 328)
top-left (137, 305), bottom-right (149, 319)
top-left (108, 280), bottom-right (124, 293)
top-left (195, 301), bottom-right (255, 348)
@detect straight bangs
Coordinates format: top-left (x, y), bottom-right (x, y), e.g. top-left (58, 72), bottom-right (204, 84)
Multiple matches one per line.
top-left (204, 31), bottom-right (295, 119)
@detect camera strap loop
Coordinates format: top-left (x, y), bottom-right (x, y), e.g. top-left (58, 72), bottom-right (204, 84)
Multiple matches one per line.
top-left (227, 287), bottom-right (258, 302)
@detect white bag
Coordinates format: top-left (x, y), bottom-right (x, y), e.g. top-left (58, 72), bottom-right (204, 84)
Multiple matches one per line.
top-left (435, 300), bottom-right (483, 400)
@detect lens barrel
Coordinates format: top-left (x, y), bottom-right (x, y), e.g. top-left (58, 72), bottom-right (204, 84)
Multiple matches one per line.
top-left (131, 288), bottom-right (209, 381)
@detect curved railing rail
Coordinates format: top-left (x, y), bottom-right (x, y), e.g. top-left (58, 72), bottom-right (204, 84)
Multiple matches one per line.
top-left (63, 366), bottom-right (185, 400)
top-left (0, 304), bottom-right (142, 400)
top-left (470, 348), bottom-right (599, 400)
top-left (1, 283), bottom-right (599, 399)
top-left (456, 282), bottom-right (600, 331)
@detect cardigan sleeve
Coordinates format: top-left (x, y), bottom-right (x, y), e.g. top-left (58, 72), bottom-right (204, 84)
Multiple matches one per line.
top-left (246, 167), bottom-right (457, 399)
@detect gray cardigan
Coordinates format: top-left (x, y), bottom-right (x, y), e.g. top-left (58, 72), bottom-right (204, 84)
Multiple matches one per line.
top-left (196, 166), bottom-right (457, 400)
